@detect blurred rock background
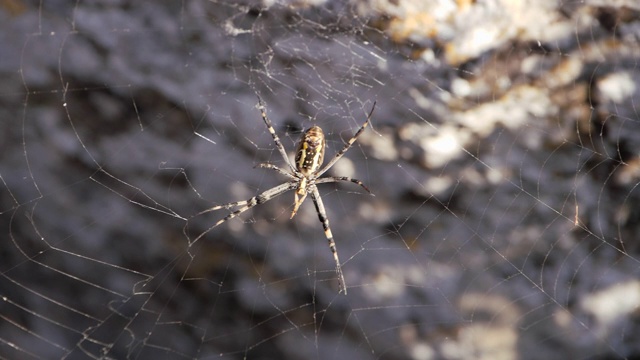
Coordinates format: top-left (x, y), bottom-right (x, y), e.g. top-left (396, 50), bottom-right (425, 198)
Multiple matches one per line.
top-left (1, 0), bottom-right (640, 359)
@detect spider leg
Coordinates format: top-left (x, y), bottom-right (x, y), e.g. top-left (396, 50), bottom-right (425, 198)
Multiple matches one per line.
top-left (194, 199), bottom-right (251, 216)
top-left (317, 101), bottom-right (376, 177)
top-left (255, 162), bottom-right (305, 218)
top-left (315, 176), bottom-right (372, 194)
top-left (290, 183), bottom-right (308, 219)
top-left (256, 95), bottom-right (297, 174)
top-left (187, 181), bottom-right (297, 246)
top-left (255, 163), bottom-right (297, 180)
top-left (310, 186), bottom-right (347, 294)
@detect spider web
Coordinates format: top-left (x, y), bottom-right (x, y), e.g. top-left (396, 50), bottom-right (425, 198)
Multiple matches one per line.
top-left (2, 0), bottom-right (640, 359)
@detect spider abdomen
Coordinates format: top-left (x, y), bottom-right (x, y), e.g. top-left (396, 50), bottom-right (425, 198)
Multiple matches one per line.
top-left (295, 126), bottom-right (325, 177)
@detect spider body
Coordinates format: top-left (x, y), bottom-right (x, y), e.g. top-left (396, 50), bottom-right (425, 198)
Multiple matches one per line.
top-left (191, 96), bottom-right (376, 294)
top-left (291, 125), bottom-right (326, 219)
top-left (295, 125), bottom-right (325, 175)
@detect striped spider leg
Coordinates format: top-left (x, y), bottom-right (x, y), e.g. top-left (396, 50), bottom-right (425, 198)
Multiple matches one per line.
top-left (190, 96), bottom-right (376, 294)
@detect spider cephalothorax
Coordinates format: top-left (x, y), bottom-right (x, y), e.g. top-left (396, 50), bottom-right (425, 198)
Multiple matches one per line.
top-left (190, 96), bottom-right (376, 294)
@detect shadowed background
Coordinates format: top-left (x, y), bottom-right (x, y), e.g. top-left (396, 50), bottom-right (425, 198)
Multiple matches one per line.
top-left (1, 1), bottom-right (640, 359)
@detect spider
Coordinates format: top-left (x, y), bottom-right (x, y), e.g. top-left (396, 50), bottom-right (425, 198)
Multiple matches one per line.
top-left (190, 96), bottom-right (376, 294)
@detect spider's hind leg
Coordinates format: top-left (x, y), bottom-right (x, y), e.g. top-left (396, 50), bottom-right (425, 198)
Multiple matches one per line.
top-left (310, 186), bottom-right (347, 294)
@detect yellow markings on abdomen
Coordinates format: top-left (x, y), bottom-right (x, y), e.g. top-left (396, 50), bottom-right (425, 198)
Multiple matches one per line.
top-left (295, 126), bottom-right (325, 177)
